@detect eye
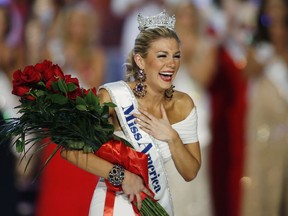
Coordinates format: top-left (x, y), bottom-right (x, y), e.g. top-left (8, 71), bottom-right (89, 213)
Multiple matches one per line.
top-left (174, 54), bottom-right (181, 59)
top-left (157, 54), bottom-right (167, 58)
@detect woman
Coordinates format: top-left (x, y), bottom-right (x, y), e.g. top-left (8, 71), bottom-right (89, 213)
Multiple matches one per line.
top-left (61, 10), bottom-right (201, 215)
top-left (44, 1), bottom-right (106, 88)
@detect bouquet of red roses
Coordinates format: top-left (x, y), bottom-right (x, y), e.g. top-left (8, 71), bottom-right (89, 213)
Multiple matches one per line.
top-left (0, 60), bottom-right (169, 216)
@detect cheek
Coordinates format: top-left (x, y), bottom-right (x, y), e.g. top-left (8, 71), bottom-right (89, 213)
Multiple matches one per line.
top-left (175, 60), bottom-right (181, 70)
top-left (146, 59), bottom-right (163, 71)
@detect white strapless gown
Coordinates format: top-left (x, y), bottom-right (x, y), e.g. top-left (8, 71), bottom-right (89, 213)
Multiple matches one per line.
top-left (89, 108), bottom-right (199, 216)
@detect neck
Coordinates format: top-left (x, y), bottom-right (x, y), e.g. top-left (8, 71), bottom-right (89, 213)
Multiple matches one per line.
top-left (137, 90), bottom-right (165, 109)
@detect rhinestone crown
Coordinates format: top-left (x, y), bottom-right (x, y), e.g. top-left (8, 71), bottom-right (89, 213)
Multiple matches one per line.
top-left (137, 10), bottom-right (176, 31)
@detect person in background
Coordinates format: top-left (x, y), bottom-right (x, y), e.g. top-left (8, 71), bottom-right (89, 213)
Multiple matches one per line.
top-left (241, 0), bottom-right (288, 215)
top-left (43, 0), bottom-right (106, 89)
top-left (34, 2), bottom-right (105, 216)
top-left (207, 0), bottom-right (257, 215)
top-left (172, 1), bottom-right (217, 215)
top-left (0, 1), bottom-right (24, 80)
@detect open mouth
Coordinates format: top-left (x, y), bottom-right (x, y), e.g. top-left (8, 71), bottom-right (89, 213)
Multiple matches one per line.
top-left (159, 72), bottom-right (173, 82)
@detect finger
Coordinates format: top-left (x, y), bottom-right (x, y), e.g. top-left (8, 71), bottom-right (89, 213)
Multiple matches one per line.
top-left (136, 193), bottom-right (142, 210)
top-left (129, 194), bottom-right (134, 203)
top-left (139, 126), bottom-right (152, 135)
top-left (135, 118), bottom-right (150, 128)
top-left (134, 113), bottom-right (153, 125)
top-left (138, 108), bottom-right (156, 121)
top-left (143, 187), bottom-right (153, 198)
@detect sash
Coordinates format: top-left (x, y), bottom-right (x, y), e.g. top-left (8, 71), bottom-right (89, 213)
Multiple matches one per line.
top-left (101, 81), bottom-right (174, 215)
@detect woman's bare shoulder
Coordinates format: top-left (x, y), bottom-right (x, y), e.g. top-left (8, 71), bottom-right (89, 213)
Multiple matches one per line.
top-left (98, 88), bottom-right (112, 104)
top-left (172, 90), bottom-right (195, 116)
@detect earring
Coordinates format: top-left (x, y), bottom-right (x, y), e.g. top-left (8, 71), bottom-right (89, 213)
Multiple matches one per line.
top-left (165, 85), bottom-right (175, 100)
top-left (133, 69), bottom-right (147, 98)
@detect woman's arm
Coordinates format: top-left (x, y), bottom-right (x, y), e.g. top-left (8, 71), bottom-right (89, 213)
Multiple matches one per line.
top-left (60, 149), bottom-right (150, 209)
top-left (60, 88), bottom-right (152, 209)
top-left (134, 97), bottom-right (201, 182)
top-left (167, 133), bottom-right (201, 181)
top-left (60, 149), bottom-right (113, 177)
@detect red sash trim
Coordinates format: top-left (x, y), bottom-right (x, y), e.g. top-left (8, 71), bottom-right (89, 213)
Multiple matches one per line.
top-left (95, 139), bottom-right (154, 215)
top-left (104, 189), bottom-right (116, 216)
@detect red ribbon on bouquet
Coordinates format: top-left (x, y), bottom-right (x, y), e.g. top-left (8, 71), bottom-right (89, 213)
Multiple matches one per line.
top-left (95, 139), bottom-right (154, 215)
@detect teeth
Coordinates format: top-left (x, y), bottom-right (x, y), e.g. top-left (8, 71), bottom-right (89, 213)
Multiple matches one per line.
top-left (160, 72), bottom-right (173, 76)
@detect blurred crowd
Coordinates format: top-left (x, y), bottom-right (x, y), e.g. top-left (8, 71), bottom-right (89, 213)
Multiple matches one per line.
top-left (0, 0), bottom-right (288, 216)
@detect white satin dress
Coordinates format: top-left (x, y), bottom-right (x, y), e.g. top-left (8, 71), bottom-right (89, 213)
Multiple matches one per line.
top-left (89, 107), bottom-right (199, 216)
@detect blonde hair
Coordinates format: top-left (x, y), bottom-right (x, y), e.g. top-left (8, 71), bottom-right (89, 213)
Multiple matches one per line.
top-left (125, 27), bottom-right (180, 81)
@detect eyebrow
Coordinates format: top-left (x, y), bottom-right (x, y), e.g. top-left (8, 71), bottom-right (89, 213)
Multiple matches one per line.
top-left (156, 50), bottom-right (181, 55)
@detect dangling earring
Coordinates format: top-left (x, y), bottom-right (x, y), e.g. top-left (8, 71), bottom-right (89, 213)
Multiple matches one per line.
top-left (165, 85), bottom-right (175, 100)
top-left (133, 69), bottom-right (147, 98)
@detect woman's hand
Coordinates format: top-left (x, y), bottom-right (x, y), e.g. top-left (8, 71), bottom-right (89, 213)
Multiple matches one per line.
top-left (122, 170), bottom-right (152, 210)
top-left (134, 104), bottom-right (178, 143)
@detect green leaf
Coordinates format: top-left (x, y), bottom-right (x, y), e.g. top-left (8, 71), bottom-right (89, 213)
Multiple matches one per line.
top-left (76, 96), bottom-right (87, 106)
top-left (76, 105), bottom-right (88, 111)
top-left (66, 140), bottom-right (85, 149)
top-left (83, 145), bottom-right (93, 153)
top-left (35, 90), bottom-right (46, 97)
top-left (49, 94), bottom-right (69, 105)
top-left (104, 102), bottom-right (117, 108)
top-left (67, 83), bottom-right (77, 92)
top-left (16, 139), bottom-right (25, 153)
top-left (85, 91), bottom-right (97, 106)
top-left (57, 79), bottom-right (68, 94)
top-left (51, 81), bottom-right (59, 91)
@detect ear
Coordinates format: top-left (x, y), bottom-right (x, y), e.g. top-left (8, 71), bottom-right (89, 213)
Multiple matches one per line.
top-left (134, 53), bottom-right (145, 69)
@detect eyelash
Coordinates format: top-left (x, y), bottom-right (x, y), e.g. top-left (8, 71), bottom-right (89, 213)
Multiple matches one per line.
top-left (157, 55), bottom-right (181, 58)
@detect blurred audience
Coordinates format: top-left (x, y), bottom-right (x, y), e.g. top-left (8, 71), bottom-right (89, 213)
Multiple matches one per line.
top-left (24, 0), bottom-right (68, 64)
top-left (207, 0), bottom-right (257, 216)
top-left (0, 2), bottom-right (24, 80)
top-left (241, 0), bottom-right (288, 215)
top-left (172, 1), bottom-right (217, 215)
top-left (29, 1), bottom-right (103, 216)
top-left (2, 0), bottom-right (288, 216)
top-left (43, 0), bottom-right (106, 88)
top-left (0, 1), bottom-right (35, 216)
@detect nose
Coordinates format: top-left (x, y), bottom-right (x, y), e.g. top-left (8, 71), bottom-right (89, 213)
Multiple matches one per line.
top-left (167, 57), bottom-right (176, 68)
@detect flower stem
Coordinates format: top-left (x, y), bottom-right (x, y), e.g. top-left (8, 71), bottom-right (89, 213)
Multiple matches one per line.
top-left (139, 198), bottom-right (169, 216)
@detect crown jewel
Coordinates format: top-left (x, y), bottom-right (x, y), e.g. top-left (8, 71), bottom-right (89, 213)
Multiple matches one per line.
top-left (137, 10), bottom-right (176, 31)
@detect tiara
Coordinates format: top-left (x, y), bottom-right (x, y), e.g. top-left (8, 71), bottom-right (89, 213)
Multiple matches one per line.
top-left (137, 10), bottom-right (176, 31)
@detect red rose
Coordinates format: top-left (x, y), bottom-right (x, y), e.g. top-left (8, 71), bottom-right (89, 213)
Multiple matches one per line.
top-left (39, 63), bottom-right (65, 82)
top-left (83, 87), bottom-right (97, 96)
top-left (21, 65), bottom-right (42, 84)
top-left (35, 60), bottom-right (53, 77)
top-left (51, 64), bottom-right (65, 79)
top-left (12, 69), bottom-right (25, 86)
top-left (26, 95), bottom-right (36, 100)
top-left (12, 85), bottom-right (30, 97)
top-left (64, 75), bottom-right (80, 87)
top-left (46, 77), bottom-right (59, 90)
top-left (41, 67), bottom-right (56, 82)
top-left (35, 59), bottom-right (52, 68)
top-left (91, 87), bottom-right (97, 95)
top-left (68, 88), bottom-right (82, 100)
